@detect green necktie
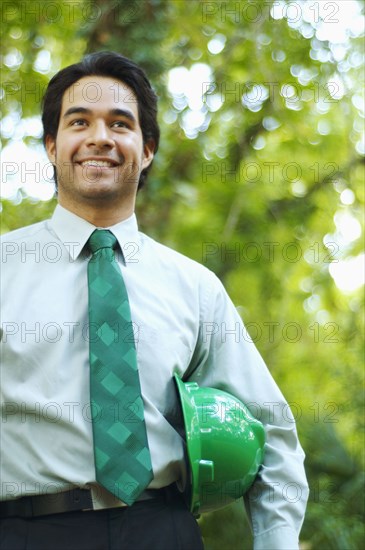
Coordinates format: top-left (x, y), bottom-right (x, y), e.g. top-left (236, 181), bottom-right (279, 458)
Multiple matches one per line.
top-left (87, 229), bottom-right (153, 505)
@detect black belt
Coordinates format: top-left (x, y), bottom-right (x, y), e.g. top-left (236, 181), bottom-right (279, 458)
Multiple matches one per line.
top-left (0, 488), bottom-right (166, 519)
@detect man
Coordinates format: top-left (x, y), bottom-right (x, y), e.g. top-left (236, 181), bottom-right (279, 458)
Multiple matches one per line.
top-left (0, 51), bottom-right (308, 549)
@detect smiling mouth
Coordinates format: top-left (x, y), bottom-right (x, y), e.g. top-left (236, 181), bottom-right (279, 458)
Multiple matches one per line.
top-left (78, 160), bottom-right (119, 168)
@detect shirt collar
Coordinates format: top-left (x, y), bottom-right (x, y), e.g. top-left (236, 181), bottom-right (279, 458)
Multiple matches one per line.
top-left (49, 204), bottom-right (141, 264)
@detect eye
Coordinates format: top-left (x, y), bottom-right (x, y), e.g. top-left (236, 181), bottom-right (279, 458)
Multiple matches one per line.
top-left (70, 119), bottom-right (87, 127)
top-left (111, 120), bottom-right (130, 129)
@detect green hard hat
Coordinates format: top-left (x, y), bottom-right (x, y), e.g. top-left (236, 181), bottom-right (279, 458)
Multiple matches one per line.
top-left (174, 374), bottom-right (265, 516)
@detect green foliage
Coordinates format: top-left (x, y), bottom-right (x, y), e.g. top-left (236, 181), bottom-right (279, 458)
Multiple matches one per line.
top-left (300, 422), bottom-right (365, 549)
top-left (1, 1), bottom-right (364, 548)
top-left (0, 195), bottom-right (56, 234)
top-left (199, 501), bottom-right (252, 550)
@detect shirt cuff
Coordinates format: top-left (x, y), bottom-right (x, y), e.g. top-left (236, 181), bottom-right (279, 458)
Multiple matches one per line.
top-left (253, 527), bottom-right (299, 550)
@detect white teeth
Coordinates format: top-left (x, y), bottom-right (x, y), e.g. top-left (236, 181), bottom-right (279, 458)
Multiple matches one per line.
top-left (80, 160), bottom-right (115, 167)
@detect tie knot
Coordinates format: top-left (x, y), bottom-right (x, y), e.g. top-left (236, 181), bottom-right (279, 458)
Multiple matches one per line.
top-left (88, 230), bottom-right (117, 254)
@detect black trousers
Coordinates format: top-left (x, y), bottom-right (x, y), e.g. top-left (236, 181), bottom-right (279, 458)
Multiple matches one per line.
top-left (0, 490), bottom-right (204, 550)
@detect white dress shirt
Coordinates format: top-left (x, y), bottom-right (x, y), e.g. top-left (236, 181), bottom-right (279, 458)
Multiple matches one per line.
top-left (0, 204), bottom-right (308, 549)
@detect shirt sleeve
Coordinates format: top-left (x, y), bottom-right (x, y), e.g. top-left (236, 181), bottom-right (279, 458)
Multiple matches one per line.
top-left (187, 272), bottom-right (309, 549)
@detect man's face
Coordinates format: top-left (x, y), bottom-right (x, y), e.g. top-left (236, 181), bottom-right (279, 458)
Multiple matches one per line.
top-left (46, 75), bottom-right (154, 212)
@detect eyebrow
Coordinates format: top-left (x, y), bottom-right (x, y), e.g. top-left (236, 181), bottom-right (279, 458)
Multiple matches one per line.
top-left (63, 107), bottom-right (137, 123)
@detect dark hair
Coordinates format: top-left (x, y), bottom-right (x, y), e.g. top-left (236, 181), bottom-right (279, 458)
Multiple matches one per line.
top-left (41, 51), bottom-right (160, 189)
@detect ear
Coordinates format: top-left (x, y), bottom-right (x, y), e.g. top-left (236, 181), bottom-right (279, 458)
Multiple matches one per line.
top-left (45, 135), bottom-right (56, 164)
top-left (142, 138), bottom-right (155, 170)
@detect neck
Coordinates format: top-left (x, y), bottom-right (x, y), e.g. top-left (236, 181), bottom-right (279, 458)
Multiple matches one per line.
top-left (58, 198), bottom-right (135, 227)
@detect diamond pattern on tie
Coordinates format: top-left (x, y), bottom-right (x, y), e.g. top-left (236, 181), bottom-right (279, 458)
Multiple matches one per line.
top-left (87, 229), bottom-right (153, 505)
top-left (101, 372), bottom-right (125, 395)
top-left (97, 322), bottom-right (117, 346)
top-left (90, 276), bottom-right (113, 297)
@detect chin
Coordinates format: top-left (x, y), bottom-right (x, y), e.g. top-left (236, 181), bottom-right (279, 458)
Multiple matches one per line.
top-left (82, 183), bottom-right (136, 202)
top-left (59, 178), bottom-right (138, 204)
top-left (82, 189), bottom-right (120, 202)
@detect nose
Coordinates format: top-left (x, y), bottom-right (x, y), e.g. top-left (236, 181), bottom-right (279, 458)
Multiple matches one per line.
top-left (85, 121), bottom-right (114, 148)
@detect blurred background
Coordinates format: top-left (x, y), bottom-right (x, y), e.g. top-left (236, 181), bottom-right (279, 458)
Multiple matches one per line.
top-left (1, 0), bottom-right (364, 548)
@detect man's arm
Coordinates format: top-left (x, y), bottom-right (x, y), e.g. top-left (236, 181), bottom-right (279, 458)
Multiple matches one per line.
top-left (187, 273), bottom-right (309, 549)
